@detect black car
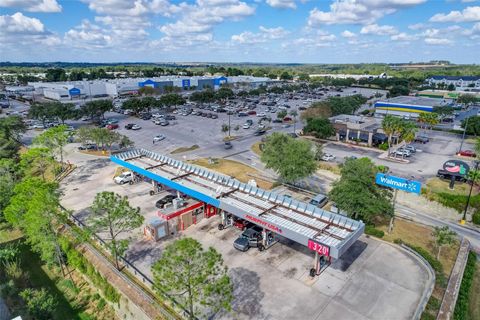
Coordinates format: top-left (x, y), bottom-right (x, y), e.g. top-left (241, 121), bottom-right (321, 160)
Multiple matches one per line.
top-left (415, 135), bottom-right (429, 144)
top-left (272, 119), bottom-right (282, 123)
top-left (254, 129), bottom-right (266, 136)
top-left (125, 123), bottom-right (135, 130)
top-left (165, 115), bottom-right (176, 120)
top-left (140, 113), bottom-right (152, 120)
top-left (233, 226), bottom-right (264, 252)
top-left (155, 194), bottom-right (177, 209)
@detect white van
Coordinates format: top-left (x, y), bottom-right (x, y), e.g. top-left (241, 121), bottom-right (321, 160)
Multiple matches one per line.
top-left (114, 172), bottom-right (133, 184)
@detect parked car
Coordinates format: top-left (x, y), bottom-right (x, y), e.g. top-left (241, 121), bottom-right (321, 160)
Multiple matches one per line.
top-left (257, 112), bottom-right (266, 117)
top-left (211, 114), bottom-right (218, 119)
top-left (224, 141), bottom-right (233, 149)
top-left (114, 171), bottom-right (133, 184)
top-left (153, 134), bottom-right (166, 142)
top-left (242, 123), bottom-right (251, 129)
top-left (458, 150), bottom-right (476, 157)
top-left (131, 124), bottom-right (141, 130)
top-left (233, 226), bottom-right (264, 252)
top-left (321, 153), bottom-right (336, 161)
top-left (165, 115), bottom-right (176, 120)
top-left (254, 129), bottom-right (266, 136)
top-left (155, 194), bottom-right (177, 209)
top-left (106, 123), bottom-right (119, 130)
top-left (78, 144), bottom-right (96, 151)
top-left (124, 123), bottom-right (135, 130)
top-left (415, 135), bottom-right (429, 143)
top-left (309, 194), bottom-right (328, 208)
top-left (403, 145), bottom-right (416, 153)
top-left (394, 149), bottom-right (411, 157)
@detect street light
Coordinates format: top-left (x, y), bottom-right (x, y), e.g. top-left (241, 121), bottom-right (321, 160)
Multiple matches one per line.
top-left (458, 115), bottom-right (469, 153)
top-left (461, 160), bottom-right (479, 224)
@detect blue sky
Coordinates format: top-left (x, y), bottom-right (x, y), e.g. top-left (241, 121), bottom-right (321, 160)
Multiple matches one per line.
top-left (1, 0), bottom-right (479, 63)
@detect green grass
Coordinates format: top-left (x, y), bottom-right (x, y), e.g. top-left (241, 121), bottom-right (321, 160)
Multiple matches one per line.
top-left (469, 261), bottom-right (480, 320)
top-left (170, 144), bottom-right (199, 154)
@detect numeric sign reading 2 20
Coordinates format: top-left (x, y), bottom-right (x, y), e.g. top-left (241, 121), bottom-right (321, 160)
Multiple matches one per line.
top-left (307, 240), bottom-right (330, 256)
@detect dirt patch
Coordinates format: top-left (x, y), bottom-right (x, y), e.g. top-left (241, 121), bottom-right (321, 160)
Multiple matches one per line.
top-left (251, 142), bottom-right (262, 156)
top-left (79, 150), bottom-right (111, 157)
top-left (283, 267), bottom-right (297, 278)
top-left (190, 158), bottom-right (273, 190)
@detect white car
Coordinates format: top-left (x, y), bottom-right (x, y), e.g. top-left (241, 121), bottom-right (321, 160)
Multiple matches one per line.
top-left (131, 124), bottom-right (141, 130)
top-left (257, 112), bottom-right (266, 117)
top-left (321, 153), bottom-right (336, 161)
top-left (153, 134), bottom-right (166, 142)
top-left (242, 123), bottom-right (251, 129)
top-left (114, 171), bottom-right (133, 184)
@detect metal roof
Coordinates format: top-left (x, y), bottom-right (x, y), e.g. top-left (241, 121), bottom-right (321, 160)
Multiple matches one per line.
top-left (110, 149), bottom-right (365, 259)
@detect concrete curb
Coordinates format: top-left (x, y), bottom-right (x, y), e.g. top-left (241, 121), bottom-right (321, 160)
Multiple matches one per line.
top-left (437, 238), bottom-right (471, 320)
top-left (400, 244), bottom-right (437, 320)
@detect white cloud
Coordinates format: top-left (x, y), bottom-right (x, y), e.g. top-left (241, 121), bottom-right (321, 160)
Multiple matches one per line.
top-left (0, 0), bottom-right (61, 12)
top-left (360, 24), bottom-right (397, 35)
top-left (430, 6), bottom-right (480, 22)
top-left (82, 0), bottom-right (179, 17)
top-left (157, 0), bottom-right (255, 50)
top-left (341, 30), bottom-right (356, 38)
top-left (425, 38), bottom-right (453, 45)
top-left (231, 25), bottom-right (289, 44)
top-left (266, 0), bottom-right (296, 9)
top-left (308, 0), bottom-right (426, 26)
top-left (390, 32), bottom-right (418, 41)
top-left (408, 23), bottom-right (426, 30)
top-left (0, 12), bottom-right (44, 33)
top-left (0, 12), bottom-right (61, 48)
top-left (64, 20), bottom-right (113, 49)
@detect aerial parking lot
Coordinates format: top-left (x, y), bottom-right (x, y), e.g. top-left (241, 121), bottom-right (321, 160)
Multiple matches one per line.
top-left (60, 154), bottom-right (431, 320)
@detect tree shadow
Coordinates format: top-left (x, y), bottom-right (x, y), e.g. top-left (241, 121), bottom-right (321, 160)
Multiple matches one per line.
top-left (227, 267), bottom-right (266, 319)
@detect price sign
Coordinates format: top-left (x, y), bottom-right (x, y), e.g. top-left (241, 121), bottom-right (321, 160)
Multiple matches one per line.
top-left (308, 240), bottom-right (330, 256)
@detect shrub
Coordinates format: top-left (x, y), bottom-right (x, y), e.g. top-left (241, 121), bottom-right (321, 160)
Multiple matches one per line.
top-left (472, 210), bottom-right (480, 225)
top-left (20, 288), bottom-right (57, 320)
top-left (365, 225), bottom-right (384, 238)
top-left (377, 165), bottom-right (389, 173)
top-left (453, 251), bottom-right (477, 320)
top-left (97, 298), bottom-right (106, 309)
top-left (393, 238), bottom-right (404, 245)
top-left (404, 243), bottom-right (443, 274)
top-left (425, 296), bottom-right (441, 312)
top-left (378, 142), bottom-right (389, 151)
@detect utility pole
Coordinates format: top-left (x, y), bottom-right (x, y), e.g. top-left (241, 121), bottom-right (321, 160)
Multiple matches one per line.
top-left (461, 160), bottom-right (479, 224)
top-left (458, 115), bottom-right (469, 153)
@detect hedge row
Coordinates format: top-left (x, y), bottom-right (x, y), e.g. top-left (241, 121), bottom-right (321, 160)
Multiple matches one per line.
top-left (60, 239), bottom-right (120, 304)
top-left (365, 225), bottom-right (385, 238)
top-left (436, 193), bottom-right (480, 214)
top-left (453, 251), bottom-right (477, 320)
top-left (396, 240), bottom-right (444, 274)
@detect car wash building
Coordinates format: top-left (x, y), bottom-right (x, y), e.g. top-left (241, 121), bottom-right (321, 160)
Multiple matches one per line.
top-left (111, 149), bottom-right (365, 276)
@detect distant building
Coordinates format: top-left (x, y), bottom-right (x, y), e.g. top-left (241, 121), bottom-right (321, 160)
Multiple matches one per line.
top-left (374, 96), bottom-right (452, 119)
top-left (417, 90), bottom-right (480, 100)
top-left (29, 76), bottom-right (270, 101)
top-left (329, 114), bottom-right (387, 147)
top-left (426, 76), bottom-right (480, 89)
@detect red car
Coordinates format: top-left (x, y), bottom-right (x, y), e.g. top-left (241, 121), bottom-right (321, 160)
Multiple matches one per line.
top-left (458, 150), bottom-right (476, 158)
top-left (106, 123), bottom-right (119, 130)
top-left (247, 110), bottom-right (256, 116)
top-left (233, 218), bottom-right (252, 231)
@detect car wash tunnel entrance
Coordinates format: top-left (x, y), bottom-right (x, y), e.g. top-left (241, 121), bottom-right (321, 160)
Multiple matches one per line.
top-left (111, 149), bottom-right (365, 276)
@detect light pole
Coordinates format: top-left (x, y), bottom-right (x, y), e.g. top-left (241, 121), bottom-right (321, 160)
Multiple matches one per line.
top-left (228, 112), bottom-right (231, 138)
top-left (458, 115), bottom-right (469, 153)
top-left (461, 160), bottom-right (479, 224)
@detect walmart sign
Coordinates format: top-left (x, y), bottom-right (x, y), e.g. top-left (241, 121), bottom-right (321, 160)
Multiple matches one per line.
top-left (375, 173), bottom-right (421, 195)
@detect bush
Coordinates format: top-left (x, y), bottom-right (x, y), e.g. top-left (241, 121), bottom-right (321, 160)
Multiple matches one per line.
top-left (453, 251), bottom-right (477, 320)
top-left (377, 165), bottom-right (389, 173)
top-left (393, 238), bottom-right (404, 245)
top-left (404, 243), bottom-right (443, 274)
top-left (378, 142), bottom-right (389, 151)
top-left (20, 288), bottom-right (57, 320)
top-left (365, 225), bottom-right (384, 238)
top-left (472, 210), bottom-right (480, 225)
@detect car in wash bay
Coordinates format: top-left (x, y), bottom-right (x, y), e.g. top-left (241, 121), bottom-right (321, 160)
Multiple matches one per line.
top-left (155, 194), bottom-right (177, 209)
top-left (233, 225), bottom-right (264, 252)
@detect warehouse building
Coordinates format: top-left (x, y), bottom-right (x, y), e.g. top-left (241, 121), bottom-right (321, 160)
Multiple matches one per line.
top-left (29, 75), bottom-right (264, 101)
top-left (374, 96), bottom-right (452, 119)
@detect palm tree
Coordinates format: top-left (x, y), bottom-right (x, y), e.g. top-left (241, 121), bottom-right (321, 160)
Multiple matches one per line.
top-left (425, 113), bottom-right (439, 132)
top-left (381, 115), bottom-right (402, 155)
